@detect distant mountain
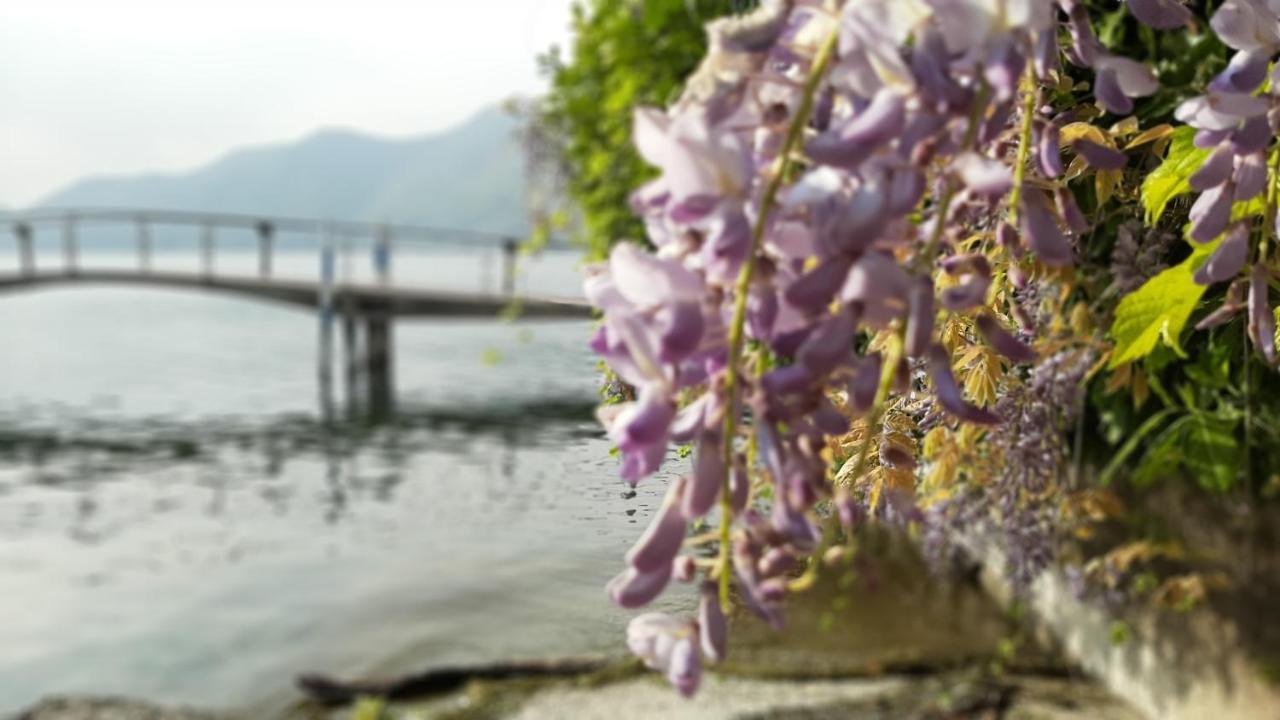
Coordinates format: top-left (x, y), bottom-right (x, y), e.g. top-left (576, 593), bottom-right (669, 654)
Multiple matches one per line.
top-left (37, 107), bottom-right (529, 235)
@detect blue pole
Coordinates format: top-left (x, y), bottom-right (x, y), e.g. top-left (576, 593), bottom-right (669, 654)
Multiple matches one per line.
top-left (373, 225), bottom-right (391, 284)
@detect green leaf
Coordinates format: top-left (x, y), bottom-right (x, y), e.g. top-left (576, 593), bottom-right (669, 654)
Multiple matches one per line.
top-left (1109, 190), bottom-right (1254, 369)
top-left (353, 698), bottom-right (391, 720)
top-left (1140, 126), bottom-right (1210, 225)
top-left (1109, 620), bottom-right (1131, 646)
top-left (1132, 414), bottom-right (1239, 491)
top-left (1098, 407), bottom-right (1177, 485)
top-left (1108, 249), bottom-right (1214, 368)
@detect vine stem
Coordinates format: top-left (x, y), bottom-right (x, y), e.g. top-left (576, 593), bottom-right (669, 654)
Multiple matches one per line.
top-left (716, 29), bottom-right (841, 612)
top-left (1244, 318), bottom-right (1254, 496)
top-left (788, 83), bottom-right (999, 592)
top-left (786, 329), bottom-right (902, 594)
top-left (1246, 145), bottom-right (1280, 495)
top-left (848, 333), bottom-right (904, 514)
top-left (1006, 69), bottom-right (1039, 226)
top-left (914, 83), bottom-right (992, 273)
top-left (1261, 144), bottom-right (1280, 264)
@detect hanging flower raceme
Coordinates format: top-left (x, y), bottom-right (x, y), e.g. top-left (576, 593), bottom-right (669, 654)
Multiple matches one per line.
top-left (584, 0), bottom-right (1163, 695)
top-left (1134, 0), bottom-right (1280, 364)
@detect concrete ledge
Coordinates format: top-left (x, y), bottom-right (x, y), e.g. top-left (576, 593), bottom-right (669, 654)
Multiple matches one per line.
top-left (966, 537), bottom-right (1280, 720)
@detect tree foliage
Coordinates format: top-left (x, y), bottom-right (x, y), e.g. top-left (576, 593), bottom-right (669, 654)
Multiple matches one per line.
top-left (524, 0), bottom-right (740, 258)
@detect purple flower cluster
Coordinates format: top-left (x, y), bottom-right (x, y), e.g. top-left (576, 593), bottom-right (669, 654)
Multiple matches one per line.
top-left (1109, 221), bottom-right (1175, 297)
top-left (989, 349), bottom-right (1094, 589)
top-left (1160, 0), bottom-right (1280, 362)
top-left (585, 0), bottom-right (1160, 695)
top-left (624, 582), bottom-right (726, 697)
top-left (922, 349), bottom-right (1093, 591)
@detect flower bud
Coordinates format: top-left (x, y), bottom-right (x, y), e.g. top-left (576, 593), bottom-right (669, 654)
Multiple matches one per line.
top-left (1190, 145), bottom-right (1234, 192)
top-left (667, 637), bottom-right (701, 697)
top-left (1193, 222), bottom-right (1249, 286)
top-left (1248, 265), bottom-right (1277, 364)
top-left (758, 547), bottom-right (796, 578)
top-left (904, 277), bottom-right (935, 358)
top-left (698, 583), bottom-right (727, 664)
top-left (977, 314), bottom-right (1036, 363)
top-left (1020, 189), bottom-right (1072, 266)
top-left (1036, 121), bottom-right (1063, 178)
top-left (1189, 183), bottom-right (1233, 243)
top-left (672, 556), bottom-right (697, 583)
top-left (626, 478), bottom-right (688, 572)
top-left (1127, 0), bottom-right (1193, 29)
top-left (683, 433), bottom-right (724, 519)
top-left (823, 546), bottom-right (850, 567)
top-left (608, 563), bottom-right (674, 608)
top-left (1071, 139), bottom-right (1127, 170)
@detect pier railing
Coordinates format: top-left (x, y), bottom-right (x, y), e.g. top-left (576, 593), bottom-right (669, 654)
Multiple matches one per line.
top-left (0, 207), bottom-right (589, 420)
top-left (2, 207), bottom-right (573, 296)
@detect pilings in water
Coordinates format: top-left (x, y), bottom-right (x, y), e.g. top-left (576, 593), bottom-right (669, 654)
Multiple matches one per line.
top-left (319, 223), bottom-right (394, 422)
top-left (501, 238), bottom-right (517, 296)
top-left (62, 215), bottom-right (78, 275)
top-left (1, 209), bottom-right (578, 425)
top-left (136, 217), bottom-right (152, 272)
top-left (326, 307), bottom-right (394, 422)
top-left (13, 222), bottom-right (33, 275)
top-left (200, 223), bottom-right (215, 277)
top-left (256, 220), bottom-right (274, 278)
top-left (318, 235), bottom-right (338, 422)
top-left (342, 308), bottom-right (361, 418)
top-left (364, 313), bottom-right (394, 419)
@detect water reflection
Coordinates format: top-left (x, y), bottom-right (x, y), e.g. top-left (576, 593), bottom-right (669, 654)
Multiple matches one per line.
top-left (0, 399), bottom-right (598, 537)
top-left (0, 391), bottom-right (675, 714)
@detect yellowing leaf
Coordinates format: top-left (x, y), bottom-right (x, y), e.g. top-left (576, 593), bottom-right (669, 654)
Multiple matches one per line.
top-left (1108, 249), bottom-right (1214, 368)
top-left (1070, 302), bottom-right (1092, 336)
top-left (1096, 169), bottom-right (1122, 206)
top-left (1152, 573), bottom-right (1230, 610)
top-left (922, 426), bottom-right (948, 457)
top-left (1140, 126), bottom-right (1210, 225)
top-left (1123, 124), bottom-right (1173, 150)
top-left (1059, 122), bottom-right (1110, 147)
top-left (1108, 115), bottom-right (1140, 137)
top-left (1132, 368), bottom-right (1149, 409)
top-left (1065, 154), bottom-right (1089, 180)
top-left (1105, 362), bottom-right (1132, 395)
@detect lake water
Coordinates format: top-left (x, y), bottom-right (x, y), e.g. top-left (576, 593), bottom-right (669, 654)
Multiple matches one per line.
top-left (0, 249), bottom-right (687, 715)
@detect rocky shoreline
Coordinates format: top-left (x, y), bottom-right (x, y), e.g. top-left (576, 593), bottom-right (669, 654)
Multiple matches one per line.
top-left (15, 667), bottom-right (1145, 720)
top-left (7, 529), bottom-right (1147, 720)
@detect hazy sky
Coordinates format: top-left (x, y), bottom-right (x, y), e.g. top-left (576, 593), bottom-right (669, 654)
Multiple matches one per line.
top-left (0, 0), bottom-right (576, 207)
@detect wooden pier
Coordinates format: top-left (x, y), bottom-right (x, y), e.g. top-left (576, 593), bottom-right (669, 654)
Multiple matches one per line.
top-left (1, 207), bottom-right (593, 419)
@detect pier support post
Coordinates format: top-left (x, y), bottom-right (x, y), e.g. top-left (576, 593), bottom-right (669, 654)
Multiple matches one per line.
top-left (201, 223), bottom-right (215, 277)
top-left (374, 225), bottom-right (392, 285)
top-left (317, 236), bottom-right (338, 423)
top-left (342, 306), bottom-right (362, 418)
top-left (137, 217), bottom-right (152, 272)
top-left (62, 215), bottom-right (78, 275)
top-left (501, 238), bottom-right (517, 296)
top-left (256, 221), bottom-right (274, 278)
top-left (365, 314), bottom-right (394, 419)
top-left (14, 223), bottom-right (33, 276)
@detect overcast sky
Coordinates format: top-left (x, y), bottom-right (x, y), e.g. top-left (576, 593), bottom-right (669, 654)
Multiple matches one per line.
top-left (0, 0), bottom-right (576, 207)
